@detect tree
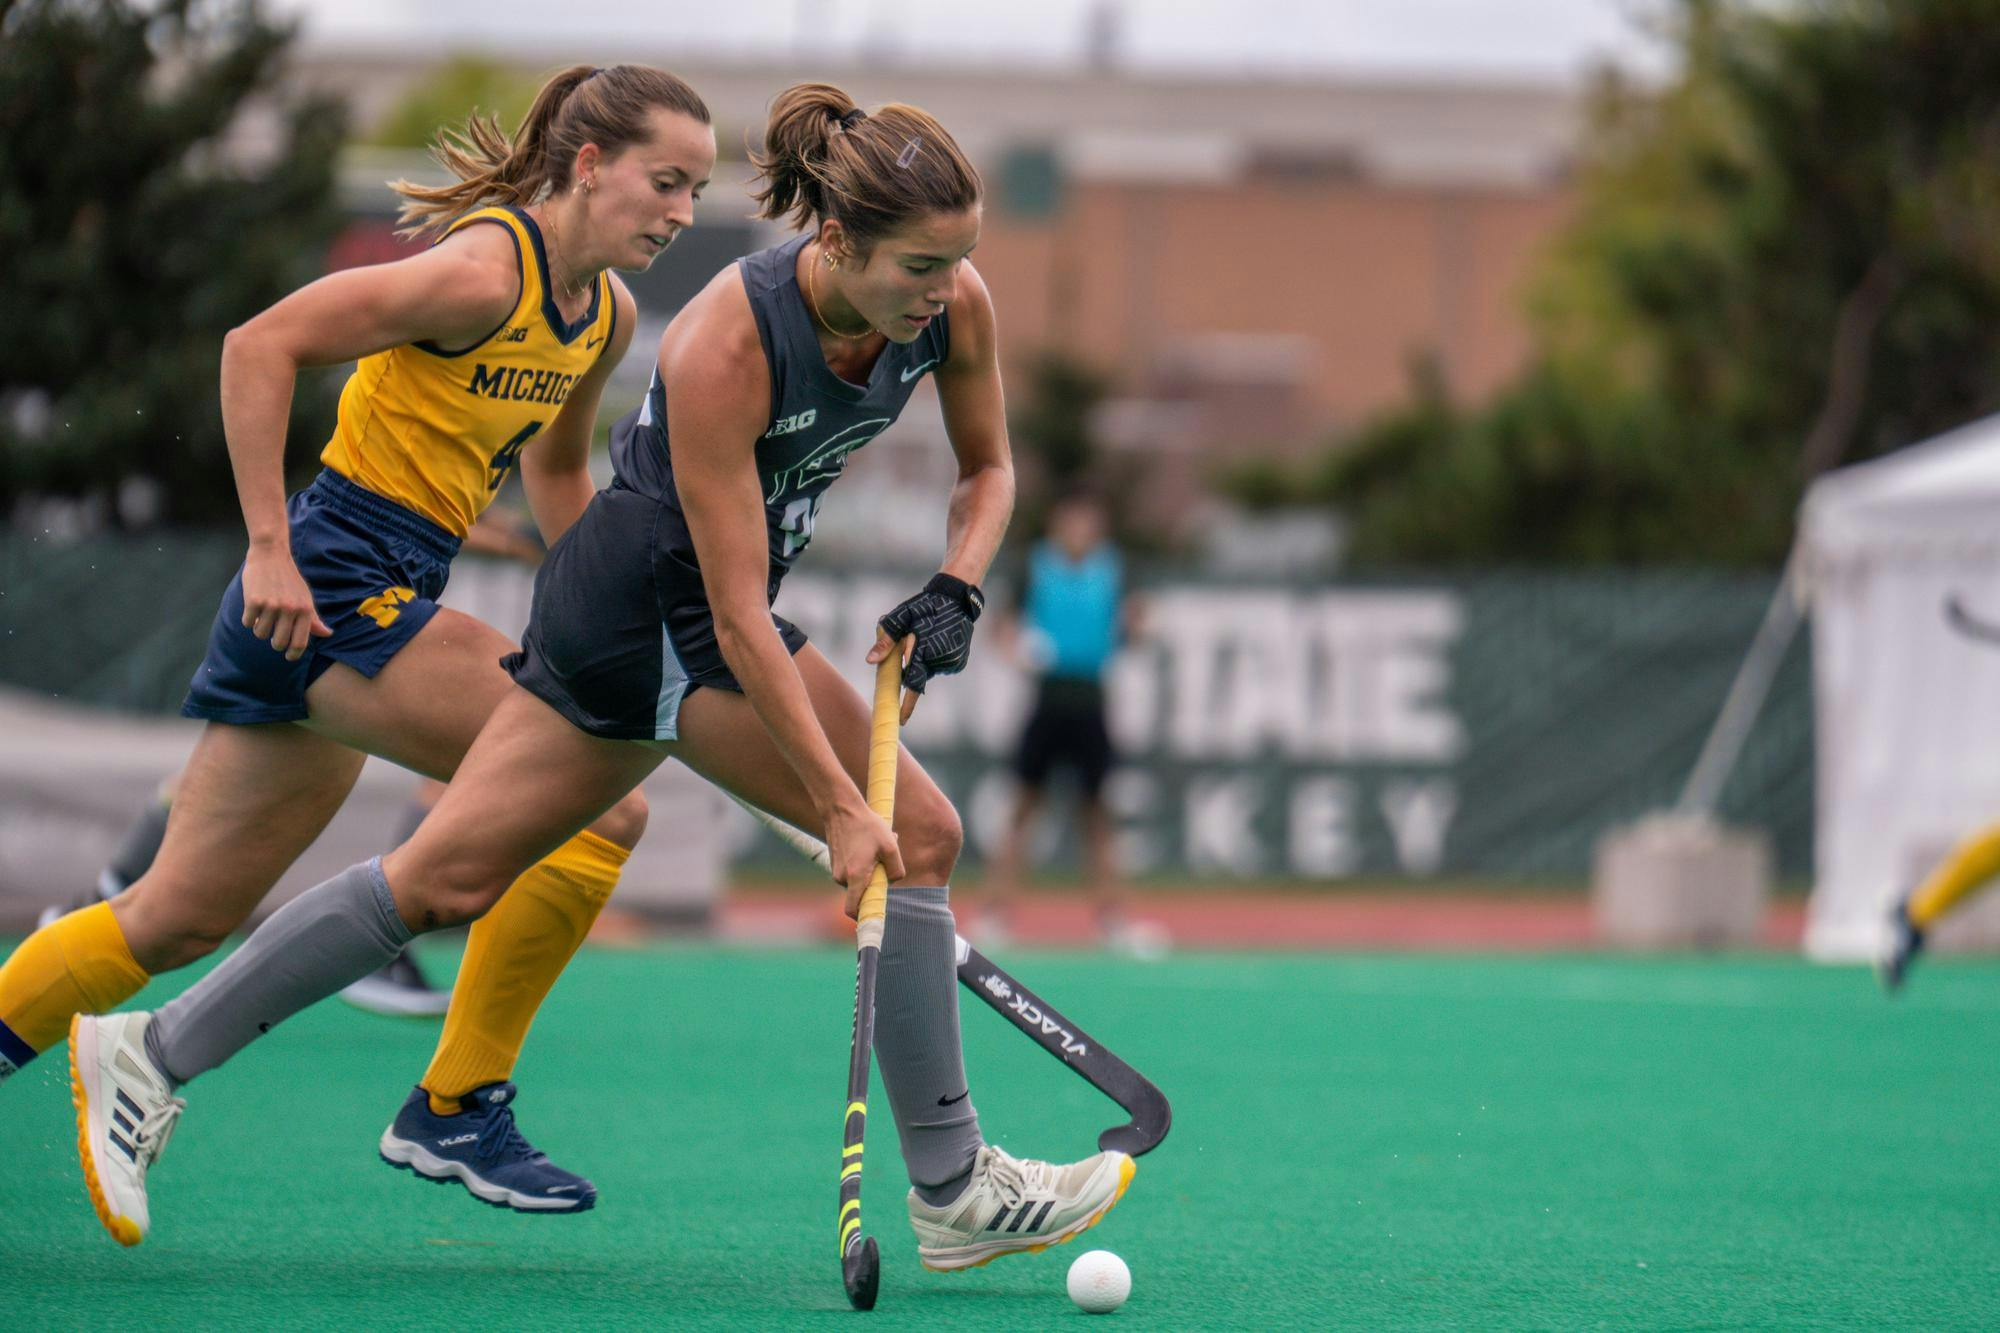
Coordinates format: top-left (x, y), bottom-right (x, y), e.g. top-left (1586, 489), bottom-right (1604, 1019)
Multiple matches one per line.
top-left (0, 0), bottom-right (347, 527)
top-left (1011, 351), bottom-right (1109, 495)
top-left (366, 56), bottom-right (538, 151)
top-left (1309, 0), bottom-right (2000, 566)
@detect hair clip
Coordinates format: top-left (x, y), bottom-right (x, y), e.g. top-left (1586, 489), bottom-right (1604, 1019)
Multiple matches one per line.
top-left (895, 136), bottom-right (922, 169)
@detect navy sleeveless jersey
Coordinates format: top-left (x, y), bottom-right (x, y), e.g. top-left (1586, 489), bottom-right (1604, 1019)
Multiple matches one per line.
top-left (609, 233), bottom-right (951, 587)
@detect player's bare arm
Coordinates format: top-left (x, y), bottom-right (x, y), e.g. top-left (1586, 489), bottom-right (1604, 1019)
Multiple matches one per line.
top-left (931, 262), bottom-right (1014, 589)
top-left (518, 274), bottom-right (638, 544)
top-left (217, 226), bottom-right (524, 658)
top-left (868, 261), bottom-right (1014, 720)
top-left (662, 277), bottom-right (902, 904)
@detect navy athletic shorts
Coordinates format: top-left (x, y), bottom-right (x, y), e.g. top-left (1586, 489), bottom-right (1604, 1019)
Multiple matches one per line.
top-left (505, 482), bottom-right (808, 742)
top-left (181, 470), bottom-right (460, 725)
top-left (1014, 676), bottom-right (1115, 797)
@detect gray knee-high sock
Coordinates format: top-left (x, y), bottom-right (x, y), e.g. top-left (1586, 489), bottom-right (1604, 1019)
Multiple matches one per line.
top-left (875, 886), bottom-right (983, 1200)
top-left (145, 859), bottom-right (411, 1087)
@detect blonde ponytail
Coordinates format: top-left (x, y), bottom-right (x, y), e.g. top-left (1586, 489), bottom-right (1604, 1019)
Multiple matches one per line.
top-left (394, 64), bottom-right (709, 239)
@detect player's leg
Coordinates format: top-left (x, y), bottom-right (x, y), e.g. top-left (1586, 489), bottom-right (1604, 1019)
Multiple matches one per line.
top-left (245, 478), bottom-right (650, 1107)
top-left (80, 730), bottom-right (495, 1029)
top-left (329, 780), bottom-right (453, 1017)
top-left (303, 608), bottom-right (649, 1207)
top-left (1082, 788), bottom-right (1164, 960)
top-left (985, 687), bottom-right (1061, 943)
top-left (0, 721), bottom-right (363, 1089)
top-left (38, 490), bottom-right (368, 1121)
top-left (304, 607), bottom-right (649, 1109)
top-left (1905, 819), bottom-right (2000, 928)
top-left (1071, 701), bottom-right (1164, 958)
top-left (72, 685), bottom-right (663, 1243)
top-left (673, 645), bottom-right (976, 1190)
top-left (67, 599), bottom-right (643, 1240)
top-left (354, 486), bottom-right (670, 1212)
top-left (141, 683), bottom-right (661, 1080)
top-left (1882, 818), bottom-right (2000, 991)
top-left (1080, 790), bottom-right (1124, 925)
top-left (47, 722), bottom-right (366, 1246)
top-left (983, 784), bottom-right (1043, 945)
top-left (670, 645), bottom-right (1133, 1267)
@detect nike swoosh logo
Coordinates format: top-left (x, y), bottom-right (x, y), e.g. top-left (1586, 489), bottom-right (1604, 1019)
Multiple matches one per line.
top-left (937, 1089), bottom-right (970, 1106)
top-left (586, 335), bottom-right (606, 349)
top-left (901, 359), bottom-right (939, 383)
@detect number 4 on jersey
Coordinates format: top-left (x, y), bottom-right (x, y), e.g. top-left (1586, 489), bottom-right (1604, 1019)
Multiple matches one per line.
top-left (488, 420), bottom-right (543, 491)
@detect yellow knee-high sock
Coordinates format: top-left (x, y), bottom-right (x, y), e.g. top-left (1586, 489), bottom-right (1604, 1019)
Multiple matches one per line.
top-left (1908, 822), bottom-right (2000, 930)
top-left (0, 903), bottom-right (149, 1068)
top-left (421, 830), bottom-right (629, 1111)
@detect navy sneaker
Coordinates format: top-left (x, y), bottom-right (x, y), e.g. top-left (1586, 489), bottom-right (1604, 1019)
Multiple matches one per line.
top-left (378, 1082), bottom-right (596, 1213)
top-left (1877, 900), bottom-right (1927, 995)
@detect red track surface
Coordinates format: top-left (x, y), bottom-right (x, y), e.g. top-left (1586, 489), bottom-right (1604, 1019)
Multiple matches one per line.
top-left (710, 885), bottom-right (1811, 951)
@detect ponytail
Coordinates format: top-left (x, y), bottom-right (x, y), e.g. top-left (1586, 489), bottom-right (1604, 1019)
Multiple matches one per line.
top-left (394, 64), bottom-right (709, 239)
top-left (750, 82), bottom-right (980, 251)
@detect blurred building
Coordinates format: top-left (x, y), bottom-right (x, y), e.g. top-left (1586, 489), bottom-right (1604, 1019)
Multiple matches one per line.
top-left (293, 49), bottom-right (1584, 548)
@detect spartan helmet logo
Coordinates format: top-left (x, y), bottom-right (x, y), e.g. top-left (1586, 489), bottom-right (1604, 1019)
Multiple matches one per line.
top-left (764, 418), bottom-right (892, 505)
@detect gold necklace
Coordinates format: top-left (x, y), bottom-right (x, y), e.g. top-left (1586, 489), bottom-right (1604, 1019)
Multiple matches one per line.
top-left (540, 206), bottom-right (591, 303)
top-left (805, 244), bottom-right (873, 341)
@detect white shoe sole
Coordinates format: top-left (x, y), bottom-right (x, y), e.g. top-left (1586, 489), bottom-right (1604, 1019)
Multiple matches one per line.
top-left (378, 1130), bottom-right (589, 1212)
top-left (338, 976), bottom-right (450, 1018)
top-left (919, 1154), bottom-right (1137, 1272)
top-left (68, 1016), bottom-right (145, 1246)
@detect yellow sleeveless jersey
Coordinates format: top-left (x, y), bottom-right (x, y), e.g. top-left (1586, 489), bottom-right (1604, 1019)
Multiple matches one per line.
top-left (319, 205), bottom-right (616, 537)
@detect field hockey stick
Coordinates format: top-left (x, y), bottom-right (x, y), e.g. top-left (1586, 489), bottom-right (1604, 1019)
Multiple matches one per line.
top-left (837, 643), bottom-right (904, 1311)
top-left (727, 796), bottom-right (1173, 1157)
top-left (950, 938), bottom-right (1172, 1156)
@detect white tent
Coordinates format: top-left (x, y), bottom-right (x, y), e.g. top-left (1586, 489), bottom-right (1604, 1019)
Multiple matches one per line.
top-left (1800, 413), bottom-right (2000, 959)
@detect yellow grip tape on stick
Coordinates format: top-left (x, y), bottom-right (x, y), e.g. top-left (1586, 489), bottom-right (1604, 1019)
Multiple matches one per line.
top-left (855, 642), bottom-right (906, 932)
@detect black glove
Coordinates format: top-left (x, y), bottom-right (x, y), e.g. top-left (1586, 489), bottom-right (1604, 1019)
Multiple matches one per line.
top-left (877, 572), bottom-right (985, 695)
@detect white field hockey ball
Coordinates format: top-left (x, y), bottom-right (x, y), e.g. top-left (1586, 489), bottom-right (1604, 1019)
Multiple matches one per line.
top-left (1067, 1249), bottom-right (1131, 1314)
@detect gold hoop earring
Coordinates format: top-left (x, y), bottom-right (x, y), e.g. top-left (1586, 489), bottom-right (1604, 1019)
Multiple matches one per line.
top-left (806, 244), bottom-right (871, 341)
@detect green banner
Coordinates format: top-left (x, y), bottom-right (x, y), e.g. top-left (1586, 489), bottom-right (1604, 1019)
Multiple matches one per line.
top-left (0, 532), bottom-right (1811, 883)
top-left (769, 570), bottom-right (1812, 884)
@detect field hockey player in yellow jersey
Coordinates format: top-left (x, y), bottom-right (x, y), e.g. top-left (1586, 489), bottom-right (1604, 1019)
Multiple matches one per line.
top-left (0, 63), bottom-right (716, 1243)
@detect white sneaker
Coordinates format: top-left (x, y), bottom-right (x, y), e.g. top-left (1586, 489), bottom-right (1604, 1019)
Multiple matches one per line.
top-left (908, 1143), bottom-right (1136, 1271)
top-left (69, 1011), bottom-right (184, 1246)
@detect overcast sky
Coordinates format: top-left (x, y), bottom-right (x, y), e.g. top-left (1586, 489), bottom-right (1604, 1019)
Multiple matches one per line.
top-left (276, 0), bottom-right (1671, 83)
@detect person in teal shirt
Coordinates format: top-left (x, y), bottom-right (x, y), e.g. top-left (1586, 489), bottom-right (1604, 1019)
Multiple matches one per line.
top-left (984, 493), bottom-right (1164, 956)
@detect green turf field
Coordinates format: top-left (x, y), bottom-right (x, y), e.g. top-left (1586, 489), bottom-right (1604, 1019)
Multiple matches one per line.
top-left (2, 943), bottom-right (1997, 1329)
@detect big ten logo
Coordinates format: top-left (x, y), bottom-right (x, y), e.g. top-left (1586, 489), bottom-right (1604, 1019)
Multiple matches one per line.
top-left (764, 408), bottom-right (817, 439)
top-left (357, 587), bottom-right (417, 628)
top-left (495, 326), bottom-right (528, 343)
